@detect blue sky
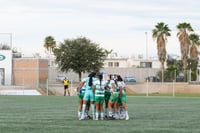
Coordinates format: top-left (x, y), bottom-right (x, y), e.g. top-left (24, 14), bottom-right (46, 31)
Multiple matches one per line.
top-left (0, 0), bottom-right (200, 58)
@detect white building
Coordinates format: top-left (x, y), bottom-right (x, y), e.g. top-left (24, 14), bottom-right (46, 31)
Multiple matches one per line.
top-left (104, 55), bottom-right (162, 69)
top-left (0, 50), bottom-right (12, 85)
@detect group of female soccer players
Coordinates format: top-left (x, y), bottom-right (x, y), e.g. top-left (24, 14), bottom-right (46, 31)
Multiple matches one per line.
top-left (77, 72), bottom-right (129, 120)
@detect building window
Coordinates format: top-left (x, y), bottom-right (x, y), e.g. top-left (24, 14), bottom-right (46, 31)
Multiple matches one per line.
top-left (140, 62), bottom-right (152, 68)
top-left (108, 62), bottom-right (113, 67)
top-left (114, 62), bottom-right (119, 67)
top-left (140, 62), bottom-right (146, 68)
top-left (146, 62), bottom-right (152, 68)
top-left (0, 68), bottom-right (5, 85)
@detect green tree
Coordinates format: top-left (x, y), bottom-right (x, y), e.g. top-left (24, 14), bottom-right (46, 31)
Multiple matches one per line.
top-left (166, 55), bottom-right (183, 73)
top-left (152, 22), bottom-right (171, 70)
top-left (176, 22), bottom-right (194, 81)
top-left (166, 55), bottom-right (176, 66)
top-left (187, 58), bottom-right (198, 81)
top-left (53, 37), bottom-right (106, 81)
top-left (44, 36), bottom-right (56, 54)
top-left (157, 55), bottom-right (183, 82)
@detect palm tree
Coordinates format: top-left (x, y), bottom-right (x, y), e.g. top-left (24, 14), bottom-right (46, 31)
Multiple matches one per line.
top-left (176, 22), bottom-right (194, 80)
top-left (44, 36), bottom-right (56, 54)
top-left (104, 49), bottom-right (113, 57)
top-left (189, 33), bottom-right (200, 81)
top-left (152, 22), bottom-right (171, 70)
top-left (189, 33), bottom-right (200, 59)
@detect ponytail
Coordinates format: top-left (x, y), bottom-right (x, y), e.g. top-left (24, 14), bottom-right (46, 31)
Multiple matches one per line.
top-left (89, 77), bottom-right (93, 86)
top-left (88, 72), bottom-right (96, 86)
top-left (99, 74), bottom-right (103, 88)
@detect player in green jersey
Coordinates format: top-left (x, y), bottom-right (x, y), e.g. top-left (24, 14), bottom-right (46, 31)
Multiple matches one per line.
top-left (78, 72), bottom-right (97, 120)
top-left (93, 72), bottom-right (107, 120)
top-left (117, 75), bottom-right (129, 120)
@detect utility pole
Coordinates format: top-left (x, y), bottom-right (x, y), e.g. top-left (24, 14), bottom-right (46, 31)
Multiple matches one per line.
top-left (145, 32), bottom-right (148, 60)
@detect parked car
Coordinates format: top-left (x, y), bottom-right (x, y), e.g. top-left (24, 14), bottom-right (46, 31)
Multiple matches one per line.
top-left (56, 75), bottom-right (66, 82)
top-left (124, 76), bottom-right (136, 82)
top-left (146, 76), bottom-right (160, 82)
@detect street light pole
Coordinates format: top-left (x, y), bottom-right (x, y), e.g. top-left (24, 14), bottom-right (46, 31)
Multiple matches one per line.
top-left (145, 32), bottom-right (149, 96)
top-left (145, 31), bottom-right (149, 75)
top-left (10, 33), bottom-right (12, 48)
top-left (145, 32), bottom-right (148, 60)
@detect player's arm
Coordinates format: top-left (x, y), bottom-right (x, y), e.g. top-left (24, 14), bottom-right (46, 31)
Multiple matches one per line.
top-left (104, 85), bottom-right (109, 91)
top-left (76, 81), bottom-right (85, 92)
top-left (119, 86), bottom-right (122, 97)
top-left (111, 82), bottom-right (115, 96)
top-left (92, 84), bottom-right (96, 94)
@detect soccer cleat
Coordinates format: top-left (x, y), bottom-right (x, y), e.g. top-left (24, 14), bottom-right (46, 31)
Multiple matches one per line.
top-left (114, 114), bottom-right (119, 120)
top-left (79, 118), bottom-right (84, 120)
top-left (108, 116), bottom-right (115, 120)
top-left (87, 115), bottom-right (92, 120)
top-left (125, 115), bottom-right (129, 120)
top-left (79, 115), bottom-right (85, 120)
top-left (120, 114), bottom-right (126, 120)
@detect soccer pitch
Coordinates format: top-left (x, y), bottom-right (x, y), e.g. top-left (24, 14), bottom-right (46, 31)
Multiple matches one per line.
top-left (0, 96), bottom-right (200, 133)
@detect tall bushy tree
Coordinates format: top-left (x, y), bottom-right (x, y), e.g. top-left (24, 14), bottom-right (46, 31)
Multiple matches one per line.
top-left (53, 37), bottom-right (106, 81)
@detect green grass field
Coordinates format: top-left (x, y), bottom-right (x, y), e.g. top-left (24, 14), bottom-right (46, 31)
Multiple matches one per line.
top-left (0, 95), bottom-right (200, 133)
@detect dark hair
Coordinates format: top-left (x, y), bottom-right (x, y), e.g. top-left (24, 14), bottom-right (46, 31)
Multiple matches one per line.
top-left (97, 72), bottom-right (103, 88)
top-left (109, 74), bottom-right (117, 80)
top-left (117, 75), bottom-right (123, 81)
top-left (109, 74), bottom-right (118, 86)
top-left (88, 72), bottom-right (96, 86)
top-left (109, 74), bottom-right (112, 80)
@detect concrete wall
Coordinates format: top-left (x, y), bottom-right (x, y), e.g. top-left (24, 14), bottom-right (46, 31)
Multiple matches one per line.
top-left (126, 82), bottom-right (200, 94)
top-left (38, 60), bottom-right (48, 83)
top-left (48, 67), bottom-right (160, 83)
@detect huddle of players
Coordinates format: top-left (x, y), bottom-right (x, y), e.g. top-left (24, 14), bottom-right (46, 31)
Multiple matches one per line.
top-left (77, 72), bottom-right (129, 120)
